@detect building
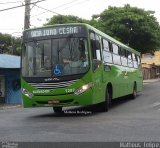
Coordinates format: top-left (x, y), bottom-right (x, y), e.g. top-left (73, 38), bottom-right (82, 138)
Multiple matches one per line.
top-left (0, 54), bottom-right (21, 104)
top-left (141, 51), bottom-right (160, 79)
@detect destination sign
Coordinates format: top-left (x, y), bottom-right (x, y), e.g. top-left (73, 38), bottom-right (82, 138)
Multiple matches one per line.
top-left (27, 26), bottom-right (83, 38)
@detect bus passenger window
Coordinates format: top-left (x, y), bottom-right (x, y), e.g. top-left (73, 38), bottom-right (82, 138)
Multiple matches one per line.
top-left (137, 56), bottom-right (141, 68)
top-left (127, 51), bottom-right (133, 68)
top-left (112, 43), bottom-right (121, 65)
top-left (132, 53), bottom-right (138, 68)
top-left (103, 39), bottom-right (110, 51)
top-left (90, 33), bottom-right (101, 60)
top-left (102, 39), bottom-right (112, 63)
top-left (90, 32), bottom-right (101, 71)
top-left (137, 56), bottom-right (141, 63)
top-left (112, 44), bottom-right (119, 54)
top-left (120, 48), bottom-right (128, 67)
top-left (95, 34), bottom-right (101, 61)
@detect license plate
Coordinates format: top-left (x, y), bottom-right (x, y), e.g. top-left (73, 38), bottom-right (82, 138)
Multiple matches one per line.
top-left (48, 100), bottom-right (60, 104)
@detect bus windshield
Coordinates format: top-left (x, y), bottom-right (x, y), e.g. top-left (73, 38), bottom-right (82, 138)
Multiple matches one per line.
top-left (22, 37), bottom-right (89, 77)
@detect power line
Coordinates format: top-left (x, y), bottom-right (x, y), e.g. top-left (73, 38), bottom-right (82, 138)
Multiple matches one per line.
top-left (0, 0), bottom-right (47, 12)
top-left (59, 0), bottom-right (91, 12)
top-left (34, 4), bottom-right (61, 15)
top-left (30, 0), bottom-right (91, 27)
top-left (31, 0), bottom-right (80, 18)
top-left (0, 1), bottom-right (23, 4)
top-left (31, 0), bottom-right (91, 19)
top-left (0, 28), bottom-right (22, 30)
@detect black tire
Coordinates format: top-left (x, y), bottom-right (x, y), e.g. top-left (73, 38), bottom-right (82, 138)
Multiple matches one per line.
top-left (100, 88), bottom-right (112, 112)
top-left (131, 84), bottom-right (137, 99)
top-left (100, 99), bottom-right (109, 112)
top-left (53, 107), bottom-right (63, 114)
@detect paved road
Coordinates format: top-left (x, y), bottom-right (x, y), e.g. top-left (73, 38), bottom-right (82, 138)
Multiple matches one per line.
top-left (0, 81), bottom-right (160, 142)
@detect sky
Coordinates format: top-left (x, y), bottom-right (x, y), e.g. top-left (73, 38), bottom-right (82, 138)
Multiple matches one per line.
top-left (0, 0), bottom-right (160, 36)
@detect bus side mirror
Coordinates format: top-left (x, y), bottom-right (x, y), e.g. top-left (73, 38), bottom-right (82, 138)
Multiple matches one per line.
top-left (104, 65), bottom-right (111, 72)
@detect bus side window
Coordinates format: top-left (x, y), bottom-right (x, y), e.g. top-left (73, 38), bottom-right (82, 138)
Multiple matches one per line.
top-left (120, 48), bottom-right (128, 67)
top-left (95, 34), bottom-right (101, 61)
top-left (127, 51), bottom-right (133, 68)
top-left (112, 43), bottom-right (121, 65)
top-left (137, 55), bottom-right (141, 68)
top-left (132, 53), bottom-right (138, 68)
top-left (137, 56), bottom-right (141, 63)
top-left (102, 39), bottom-right (112, 63)
top-left (90, 32), bottom-right (101, 71)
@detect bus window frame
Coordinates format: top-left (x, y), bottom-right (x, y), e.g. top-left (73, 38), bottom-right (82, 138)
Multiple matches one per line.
top-left (132, 53), bottom-right (138, 69)
top-left (101, 38), bottom-right (113, 64)
top-left (111, 42), bottom-right (121, 66)
top-left (120, 47), bottom-right (128, 67)
top-left (127, 51), bottom-right (134, 68)
top-left (89, 31), bottom-right (102, 72)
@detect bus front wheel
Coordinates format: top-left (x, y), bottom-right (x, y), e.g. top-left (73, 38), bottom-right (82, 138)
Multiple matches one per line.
top-left (100, 88), bottom-right (112, 112)
top-left (53, 107), bottom-right (63, 114)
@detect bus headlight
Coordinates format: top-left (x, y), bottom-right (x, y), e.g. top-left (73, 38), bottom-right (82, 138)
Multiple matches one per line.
top-left (74, 83), bottom-right (93, 95)
top-left (22, 88), bottom-right (33, 99)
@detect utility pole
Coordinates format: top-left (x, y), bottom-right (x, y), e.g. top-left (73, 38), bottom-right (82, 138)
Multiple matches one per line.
top-left (24, 0), bottom-right (31, 30)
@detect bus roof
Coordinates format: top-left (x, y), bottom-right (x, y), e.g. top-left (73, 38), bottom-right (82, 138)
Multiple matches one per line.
top-left (24, 23), bottom-right (140, 56)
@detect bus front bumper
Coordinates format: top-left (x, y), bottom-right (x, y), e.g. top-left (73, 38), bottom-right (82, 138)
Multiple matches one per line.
top-left (22, 89), bottom-right (93, 108)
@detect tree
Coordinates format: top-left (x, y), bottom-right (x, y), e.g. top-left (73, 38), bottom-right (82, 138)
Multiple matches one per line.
top-left (0, 33), bottom-right (12, 54)
top-left (12, 37), bottom-right (21, 56)
top-left (0, 33), bottom-right (21, 55)
top-left (45, 15), bottom-right (89, 25)
top-left (91, 4), bottom-right (160, 53)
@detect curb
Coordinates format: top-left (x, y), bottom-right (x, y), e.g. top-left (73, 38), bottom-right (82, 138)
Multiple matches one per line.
top-left (143, 79), bottom-right (160, 84)
top-left (0, 105), bottom-right (22, 110)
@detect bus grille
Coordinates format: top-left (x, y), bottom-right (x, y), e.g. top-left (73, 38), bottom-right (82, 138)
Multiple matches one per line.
top-left (29, 79), bottom-right (78, 89)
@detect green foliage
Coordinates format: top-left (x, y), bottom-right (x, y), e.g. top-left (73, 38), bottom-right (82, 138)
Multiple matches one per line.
top-left (45, 15), bottom-right (89, 25)
top-left (92, 4), bottom-right (160, 53)
top-left (0, 33), bottom-right (21, 55)
top-left (13, 37), bottom-right (21, 55)
top-left (16, 47), bottom-right (21, 56)
top-left (0, 33), bottom-right (12, 53)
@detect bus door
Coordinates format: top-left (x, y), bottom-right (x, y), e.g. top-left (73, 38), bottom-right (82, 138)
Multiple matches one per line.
top-left (90, 32), bottom-right (104, 104)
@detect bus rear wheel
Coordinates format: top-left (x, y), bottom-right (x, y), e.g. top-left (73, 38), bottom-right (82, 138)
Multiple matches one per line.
top-left (53, 107), bottom-right (63, 114)
top-left (131, 84), bottom-right (137, 99)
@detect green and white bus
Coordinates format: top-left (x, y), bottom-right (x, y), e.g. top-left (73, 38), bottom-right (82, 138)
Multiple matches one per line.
top-left (21, 23), bottom-right (143, 113)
